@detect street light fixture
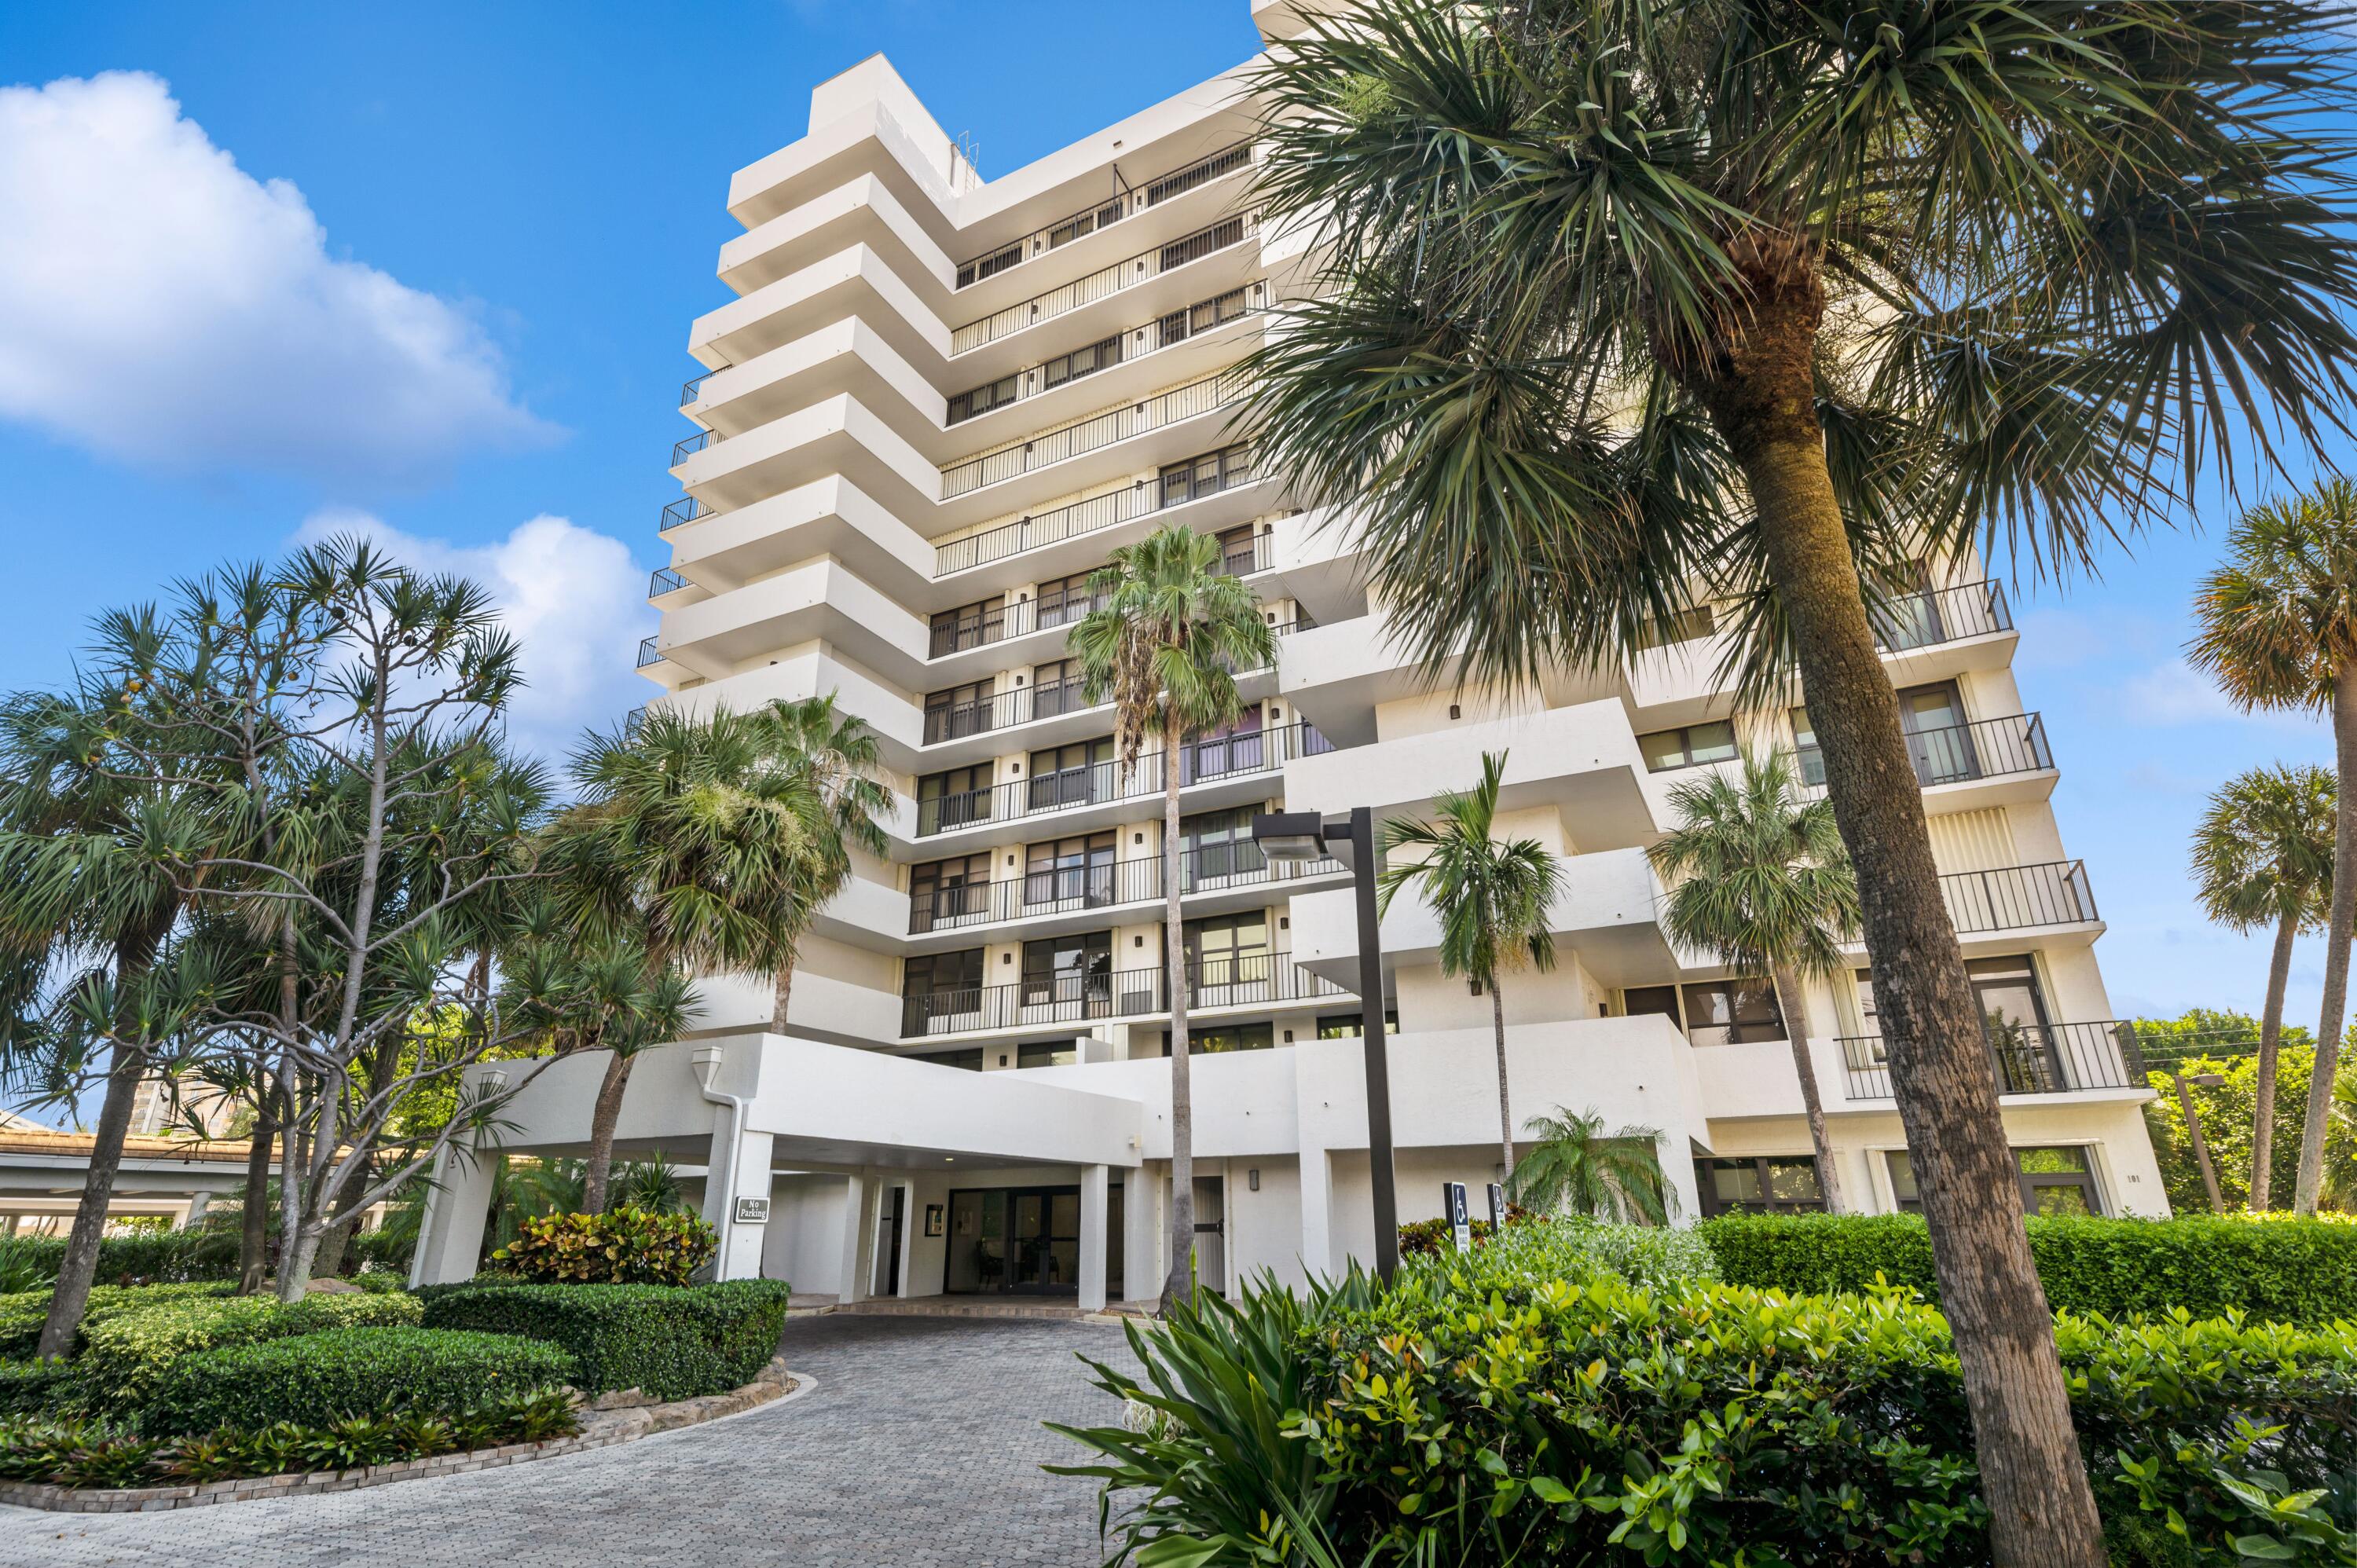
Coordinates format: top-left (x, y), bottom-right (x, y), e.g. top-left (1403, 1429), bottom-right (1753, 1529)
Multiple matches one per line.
top-left (1252, 805), bottom-right (1400, 1283)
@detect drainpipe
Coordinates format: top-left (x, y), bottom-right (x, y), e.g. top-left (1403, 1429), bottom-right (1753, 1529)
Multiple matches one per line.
top-left (690, 1045), bottom-right (754, 1279)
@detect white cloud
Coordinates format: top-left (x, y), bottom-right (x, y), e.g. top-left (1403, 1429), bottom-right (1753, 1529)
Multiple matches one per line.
top-left (0, 71), bottom-right (555, 479)
top-left (296, 510), bottom-right (651, 764)
top-left (2123, 658), bottom-right (2256, 726)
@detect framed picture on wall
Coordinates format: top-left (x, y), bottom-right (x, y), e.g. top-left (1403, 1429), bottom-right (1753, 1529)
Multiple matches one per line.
top-left (926, 1203), bottom-right (946, 1237)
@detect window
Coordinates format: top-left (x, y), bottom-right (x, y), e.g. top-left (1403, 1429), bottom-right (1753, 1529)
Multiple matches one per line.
top-left (916, 764), bottom-right (992, 833)
top-left (1191, 1022), bottom-right (1274, 1054)
top-left (929, 595), bottom-right (1005, 658)
top-left (1036, 568), bottom-right (1105, 631)
top-left (1021, 932), bottom-right (1112, 1009)
top-left (901, 949), bottom-right (984, 1033)
top-left (1182, 706), bottom-right (1264, 783)
top-left (1028, 738), bottom-right (1113, 809)
top-left (1179, 805), bottom-right (1263, 885)
top-left (1040, 334), bottom-right (1120, 391)
top-left (1678, 979), bottom-right (1785, 1045)
top-left (923, 680), bottom-right (996, 744)
top-left (1621, 985), bottom-right (1681, 1023)
top-left (1315, 1011), bottom-right (1399, 1039)
top-left (908, 1047), bottom-right (983, 1072)
top-left (1031, 658), bottom-right (1085, 721)
top-left (1638, 720), bottom-right (1737, 773)
top-left (946, 372), bottom-right (1021, 426)
top-left (1017, 1041), bottom-right (1081, 1069)
top-left (1159, 442), bottom-right (1254, 508)
top-left (1186, 913), bottom-right (1270, 988)
top-left (1695, 1156), bottom-right (1827, 1217)
top-left (1854, 956), bottom-right (2060, 1092)
top-left (910, 853), bottom-right (993, 932)
top-left (1047, 198), bottom-right (1124, 251)
top-left (1215, 523), bottom-right (1260, 577)
top-left (1157, 284), bottom-right (1255, 349)
top-left (1025, 833), bottom-right (1116, 907)
top-left (1633, 605), bottom-right (1714, 650)
top-left (1886, 1146), bottom-right (2103, 1216)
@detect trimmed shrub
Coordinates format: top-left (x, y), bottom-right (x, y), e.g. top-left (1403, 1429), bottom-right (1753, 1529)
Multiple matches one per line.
top-left (1399, 1214), bottom-right (1718, 1293)
top-left (0, 1229), bottom-right (240, 1291)
top-left (0, 1280), bottom-right (235, 1361)
top-left (0, 1359), bottom-right (75, 1417)
top-left (488, 1207), bottom-right (717, 1286)
top-left (75, 1290), bottom-right (422, 1415)
top-left (420, 1278), bottom-right (789, 1398)
top-left (1699, 1211), bottom-right (2357, 1324)
top-left (141, 1325), bottom-right (575, 1434)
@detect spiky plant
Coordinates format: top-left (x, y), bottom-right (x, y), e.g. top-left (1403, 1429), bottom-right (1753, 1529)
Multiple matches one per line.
top-left (1509, 1105), bottom-right (1675, 1225)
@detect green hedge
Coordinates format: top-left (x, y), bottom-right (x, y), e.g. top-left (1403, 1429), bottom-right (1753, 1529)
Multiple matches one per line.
top-left (1698, 1212), bottom-right (2357, 1324)
top-left (75, 1290), bottom-right (422, 1414)
top-left (1056, 1271), bottom-right (2357, 1567)
top-left (141, 1326), bottom-right (576, 1434)
top-left (0, 1229), bottom-right (241, 1291)
top-left (0, 1280), bottom-right (235, 1361)
top-left (0, 1359), bottom-right (74, 1417)
top-left (419, 1278), bottom-right (789, 1399)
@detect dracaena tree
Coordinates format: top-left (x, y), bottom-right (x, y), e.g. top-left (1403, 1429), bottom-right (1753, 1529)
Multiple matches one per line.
top-left (1243, 3), bottom-right (2357, 1556)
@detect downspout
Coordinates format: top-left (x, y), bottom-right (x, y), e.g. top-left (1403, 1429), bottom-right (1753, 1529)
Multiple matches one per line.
top-left (690, 1045), bottom-right (757, 1280)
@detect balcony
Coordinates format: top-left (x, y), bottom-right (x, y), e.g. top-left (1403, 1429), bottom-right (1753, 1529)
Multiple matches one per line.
top-left (634, 636), bottom-right (662, 669)
top-left (910, 843), bottom-right (1344, 935)
top-left (914, 720), bottom-right (1336, 838)
top-left (951, 212), bottom-right (1260, 357)
top-left (659, 496), bottom-right (709, 533)
top-left (925, 535), bottom-right (1280, 659)
top-left (946, 280), bottom-right (1265, 430)
top-left (1937, 859), bottom-right (2097, 936)
top-left (673, 429), bottom-right (716, 466)
top-left (934, 441), bottom-right (1259, 577)
top-left (920, 619), bottom-right (1294, 749)
top-left (1839, 1020), bottom-right (2145, 1100)
top-left (899, 949), bottom-right (1349, 1039)
top-left (649, 567), bottom-right (687, 599)
top-left (1794, 713), bottom-right (2053, 792)
top-left (952, 140), bottom-right (1254, 291)
top-left (680, 366), bottom-right (726, 408)
top-left (1873, 580), bottom-right (2011, 654)
top-left (940, 368), bottom-right (1247, 500)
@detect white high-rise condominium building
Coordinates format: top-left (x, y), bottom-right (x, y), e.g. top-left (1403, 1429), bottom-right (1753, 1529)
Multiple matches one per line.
top-left (411, 5), bottom-right (2167, 1305)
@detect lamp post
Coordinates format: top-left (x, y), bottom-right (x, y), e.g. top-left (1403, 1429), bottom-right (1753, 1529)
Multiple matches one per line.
top-left (1252, 805), bottom-right (1399, 1283)
top-left (2169, 1069), bottom-right (2228, 1214)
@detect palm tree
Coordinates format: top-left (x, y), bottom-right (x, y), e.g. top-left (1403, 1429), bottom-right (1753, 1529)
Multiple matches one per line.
top-left (551, 708), bottom-right (809, 1213)
top-left (1649, 751), bottom-right (1860, 1213)
top-left (1509, 1106), bottom-right (1676, 1225)
top-left (2187, 764), bottom-right (2335, 1211)
top-left (1377, 750), bottom-right (1563, 1179)
top-left (1069, 523), bottom-right (1274, 1313)
top-left (1242, 6), bottom-right (2357, 1554)
top-left (754, 694), bottom-right (892, 1032)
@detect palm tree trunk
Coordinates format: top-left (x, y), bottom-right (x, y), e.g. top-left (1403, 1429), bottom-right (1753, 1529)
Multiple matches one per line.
top-left (1160, 714), bottom-right (1196, 1314)
top-left (2296, 670), bottom-right (2357, 1214)
top-left (1699, 282), bottom-right (2103, 1568)
top-left (2251, 910), bottom-right (2297, 1211)
top-left (237, 1079), bottom-right (275, 1294)
top-left (35, 1048), bottom-right (145, 1359)
top-left (1488, 978), bottom-right (1515, 1181)
top-left (581, 1049), bottom-right (633, 1215)
top-left (771, 959), bottom-right (795, 1034)
top-left (1772, 966), bottom-right (1843, 1214)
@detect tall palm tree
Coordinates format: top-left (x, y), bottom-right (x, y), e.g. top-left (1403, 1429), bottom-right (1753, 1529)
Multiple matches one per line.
top-left (2187, 764), bottom-right (2335, 1211)
top-left (1377, 749), bottom-right (1563, 1178)
top-left (1069, 523), bottom-right (1274, 1313)
top-left (1243, 5), bottom-right (2357, 1555)
top-left (1650, 751), bottom-right (1860, 1213)
top-left (552, 708), bottom-right (812, 1213)
top-left (755, 694), bottom-right (892, 1032)
top-left (2190, 485), bottom-right (2357, 1215)
top-left (1509, 1105), bottom-right (1675, 1225)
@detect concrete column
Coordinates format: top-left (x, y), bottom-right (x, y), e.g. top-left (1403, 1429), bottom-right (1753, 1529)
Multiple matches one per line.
top-left (180, 1190), bottom-right (211, 1229)
top-left (836, 1170), bottom-right (871, 1305)
top-left (1077, 1164), bottom-right (1109, 1312)
top-left (1296, 1145), bottom-right (1333, 1285)
top-left (699, 1119), bottom-right (776, 1282)
top-left (409, 1142), bottom-right (497, 1288)
top-left (1120, 1163), bottom-right (1160, 1307)
top-left (1660, 1135), bottom-right (1702, 1227)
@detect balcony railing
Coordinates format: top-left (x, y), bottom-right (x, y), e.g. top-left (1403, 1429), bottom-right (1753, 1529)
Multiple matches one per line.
top-left (920, 621), bottom-right (1291, 747)
top-left (940, 368), bottom-right (1248, 500)
top-left (951, 213), bottom-right (1259, 357)
top-left (680, 367), bottom-right (725, 407)
top-left (635, 636), bottom-right (662, 669)
top-left (900, 948), bottom-right (1347, 1038)
top-left (934, 441), bottom-right (1259, 578)
top-left (951, 139), bottom-right (1254, 290)
top-left (672, 429), bottom-right (717, 466)
top-left (659, 496), bottom-right (708, 533)
top-left (945, 281), bottom-right (1266, 429)
top-left (914, 720), bottom-right (1336, 837)
top-left (1798, 713), bottom-right (2052, 792)
top-left (1872, 580), bottom-right (2012, 653)
top-left (625, 705), bottom-right (647, 738)
top-left (910, 843), bottom-right (1343, 934)
top-left (649, 567), bottom-right (687, 599)
top-left (1937, 859), bottom-right (2097, 934)
top-left (1839, 1020), bottom-right (2145, 1100)
top-left (925, 539), bottom-right (1275, 657)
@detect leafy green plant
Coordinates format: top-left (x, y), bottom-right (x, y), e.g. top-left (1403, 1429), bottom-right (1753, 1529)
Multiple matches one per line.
top-left (0, 1278), bottom-right (235, 1361)
top-left (74, 1288), bottom-right (421, 1413)
top-left (488, 1207), bottom-right (716, 1286)
top-left (419, 1278), bottom-right (788, 1398)
top-left (141, 1325), bottom-right (574, 1434)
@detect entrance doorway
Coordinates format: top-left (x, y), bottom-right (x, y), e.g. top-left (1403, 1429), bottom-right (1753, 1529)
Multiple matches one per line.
top-left (873, 1186), bottom-right (906, 1297)
top-left (1191, 1176), bottom-right (1226, 1296)
top-left (943, 1185), bottom-right (1125, 1296)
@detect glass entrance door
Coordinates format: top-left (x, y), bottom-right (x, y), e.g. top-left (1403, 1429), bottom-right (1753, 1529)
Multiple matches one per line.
top-left (944, 1185), bottom-right (1083, 1295)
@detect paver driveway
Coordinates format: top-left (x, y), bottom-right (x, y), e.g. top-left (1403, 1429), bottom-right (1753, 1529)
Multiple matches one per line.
top-left (2, 1313), bottom-right (1142, 1568)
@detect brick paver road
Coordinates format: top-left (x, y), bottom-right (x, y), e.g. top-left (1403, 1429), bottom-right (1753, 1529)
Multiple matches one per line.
top-left (2, 1313), bottom-right (1142, 1568)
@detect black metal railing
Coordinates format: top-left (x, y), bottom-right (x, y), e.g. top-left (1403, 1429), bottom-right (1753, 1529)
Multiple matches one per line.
top-left (951, 213), bottom-right (1259, 356)
top-left (919, 619), bottom-right (1289, 746)
top-left (672, 429), bottom-right (716, 465)
top-left (913, 720), bottom-right (1337, 837)
top-left (1871, 580), bottom-right (2013, 654)
top-left (940, 368), bottom-right (1247, 499)
top-left (934, 441), bottom-right (1260, 577)
top-left (635, 636), bottom-right (662, 669)
top-left (659, 496), bottom-right (708, 533)
top-left (923, 535), bottom-right (1274, 655)
top-left (1840, 1020), bottom-right (2144, 1100)
top-left (1798, 713), bottom-right (2052, 791)
top-left (909, 844), bottom-right (1343, 934)
top-left (1937, 859), bottom-right (2097, 934)
top-left (944, 282), bottom-right (1266, 430)
top-left (900, 948), bottom-right (1347, 1037)
top-left (951, 139), bottom-right (1254, 289)
top-left (649, 567), bottom-right (687, 599)
top-left (680, 367), bottom-right (724, 407)
top-left (624, 705), bottom-right (647, 738)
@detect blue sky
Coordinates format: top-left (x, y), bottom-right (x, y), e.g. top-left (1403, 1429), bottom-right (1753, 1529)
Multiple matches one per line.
top-left (0, 0), bottom-right (2346, 1063)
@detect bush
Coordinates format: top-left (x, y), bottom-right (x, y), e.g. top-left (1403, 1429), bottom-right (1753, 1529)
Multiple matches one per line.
top-left (74, 1290), bottom-right (422, 1415)
top-left (488, 1208), bottom-right (717, 1286)
top-left (1057, 1271), bottom-right (2357, 1567)
top-left (420, 1278), bottom-right (789, 1398)
top-left (0, 1280), bottom-right (235, 1361)
top-left (142, 1325), bottom-right (575, 1434)
top-left (1699, 1211), bottom-right (2357, 1324)
top-left (0, 1359), bottom-right (75, 1417)
top-left (0, 1229), bottom-right (241, 1291)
